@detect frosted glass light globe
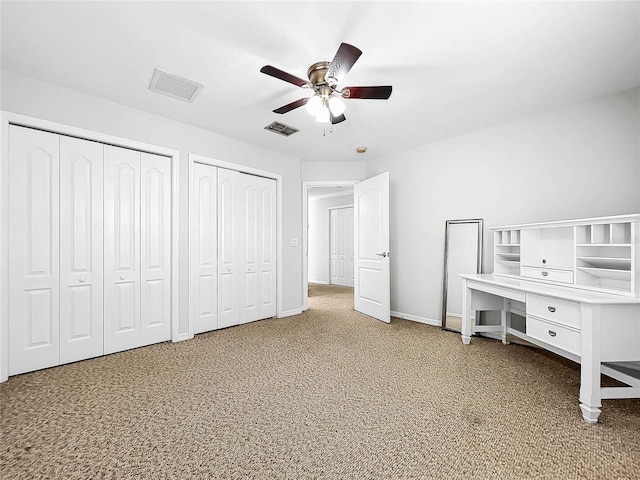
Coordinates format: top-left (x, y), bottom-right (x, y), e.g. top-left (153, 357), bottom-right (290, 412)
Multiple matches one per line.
top-left (305, 95), bottom-right (322, 116)
top-left (328, 96), bottom-right (345, 116)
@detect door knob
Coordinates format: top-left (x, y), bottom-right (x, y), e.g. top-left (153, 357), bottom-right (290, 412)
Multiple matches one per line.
top-left (376, 252), bottom-right (387, 258)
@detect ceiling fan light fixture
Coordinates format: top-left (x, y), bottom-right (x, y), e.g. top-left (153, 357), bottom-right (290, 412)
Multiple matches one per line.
top-left (328, 96), bottom-right (345, 116)
top-left (305, 94), bottom-right (323, 115)
top-left (316, 107), bottom-right (330, 123)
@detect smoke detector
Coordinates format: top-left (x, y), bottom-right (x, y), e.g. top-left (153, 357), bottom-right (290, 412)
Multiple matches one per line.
top-left (149, 68), bottom-right (204, 102)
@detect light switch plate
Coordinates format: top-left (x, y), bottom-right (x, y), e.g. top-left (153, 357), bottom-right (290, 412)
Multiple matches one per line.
top-left (290, 237), bottom-right (298, 247)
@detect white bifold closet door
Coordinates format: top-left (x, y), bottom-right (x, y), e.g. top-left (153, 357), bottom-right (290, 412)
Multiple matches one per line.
top-left (191, 165), bottom-right (276, 333)
top-left (330, 207), bottom-right (354, 287)
top-left (9, 127), bottom-right (104, 374)
top-left (9, 127), bottom-right (62, 374)
top-left (218, 169), bottom-right (277, 328)
top-left (59, 136), bottom-right (104, 364)
top-left (103, 145), bottom-right (171, 355)
top-left (190, 163), bottom-right (218, 334)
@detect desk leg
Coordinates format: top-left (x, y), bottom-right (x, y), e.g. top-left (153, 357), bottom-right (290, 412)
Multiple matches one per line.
top-left (461, 279), bottom-right (472, 345)
top-left (579, 304), bottom-right (602, 424)
top-left (501, 299), bottom-right (510, 345)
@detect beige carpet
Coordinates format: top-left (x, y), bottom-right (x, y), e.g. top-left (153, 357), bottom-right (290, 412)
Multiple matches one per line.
top-left (1, 283), bottom-right (639, 479)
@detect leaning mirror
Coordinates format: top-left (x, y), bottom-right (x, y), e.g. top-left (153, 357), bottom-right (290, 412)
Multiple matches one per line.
top-left (441, 219), bottom-right (483, 332)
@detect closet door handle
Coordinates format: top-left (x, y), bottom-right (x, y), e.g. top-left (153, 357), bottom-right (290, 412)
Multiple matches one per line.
top-left (119, 276), bottom-right (125, 281)
top-left (548, 306), bottom-right (556, 313)
top-left (548, 330), bottom-right (557, 338)
top-left (541, 271), bottom-right (548, 277)
top-left (78, 278), bottom-right (86, 283)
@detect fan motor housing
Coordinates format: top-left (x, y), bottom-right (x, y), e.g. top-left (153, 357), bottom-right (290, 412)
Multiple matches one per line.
top-left (307, 61), bottom-right (330, 86)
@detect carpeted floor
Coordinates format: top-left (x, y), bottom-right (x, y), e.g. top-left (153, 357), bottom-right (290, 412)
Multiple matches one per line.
top-left (1, 283), bottom-right (639, 479)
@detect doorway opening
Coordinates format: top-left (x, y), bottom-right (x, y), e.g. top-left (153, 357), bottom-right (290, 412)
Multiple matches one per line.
top-left (302, 181), bottom-right (356, 311)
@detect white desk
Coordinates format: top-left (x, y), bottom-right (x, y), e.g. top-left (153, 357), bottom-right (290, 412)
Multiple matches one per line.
top-left (460, 274), bottom-right (640, 423)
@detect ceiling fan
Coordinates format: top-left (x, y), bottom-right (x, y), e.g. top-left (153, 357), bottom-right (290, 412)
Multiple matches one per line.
top-left (260, 43), bottom-right (392, 125)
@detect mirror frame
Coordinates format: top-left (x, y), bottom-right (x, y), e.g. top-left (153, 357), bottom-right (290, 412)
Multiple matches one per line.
top-left (441, 218), bottom-right (483, 332)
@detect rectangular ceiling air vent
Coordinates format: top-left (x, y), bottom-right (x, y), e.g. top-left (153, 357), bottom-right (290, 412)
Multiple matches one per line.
top-left (264, 121), bottom-right (299, 137)
top-left (149, 68), bottom-right (204, 102)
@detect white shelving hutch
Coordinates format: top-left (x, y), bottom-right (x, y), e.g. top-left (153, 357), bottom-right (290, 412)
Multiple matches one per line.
top-left (492, 214), bottom-right (639, 297)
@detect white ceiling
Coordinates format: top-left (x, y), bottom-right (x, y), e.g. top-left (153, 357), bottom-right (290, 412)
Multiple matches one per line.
top-left (2, 1), bottom-right (638, 163)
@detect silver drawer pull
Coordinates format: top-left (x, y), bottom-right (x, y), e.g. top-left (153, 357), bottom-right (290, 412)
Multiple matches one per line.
top-left (548, 330), bottom-right (557, 337)
top-left (547, 306), bottom-right (556, 313)
top-left (541, 271), bottom-right (549, 277)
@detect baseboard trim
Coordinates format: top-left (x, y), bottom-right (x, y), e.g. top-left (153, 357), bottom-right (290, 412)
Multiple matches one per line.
top-left (391, 311), bottom-right (441, 327)
top-left (308, 280), bottom-right (329, 285)
top-left (279, 308), bottom-right (303, 318)
top-left (171, 333), bottom-right (192, 343)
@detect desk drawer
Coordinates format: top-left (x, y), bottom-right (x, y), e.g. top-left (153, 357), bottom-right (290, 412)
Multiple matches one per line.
top-left (526, 315), bottom-right (581, 356)
top-left (527, 294), bottom-right (581, 330)
top-left (521, 266), bottom-right (573, 284)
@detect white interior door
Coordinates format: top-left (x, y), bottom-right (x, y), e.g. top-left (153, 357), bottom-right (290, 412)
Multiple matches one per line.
top-left (140, 152), bottom-right (172, 346)
top-left (104, 145), bottom-right (141, 354)
top-left (59, 136), bottom-right (104, 364)
top-left (8, 126), bottom-right (61, 375)
top-left (190, 163), bottom-right (218, 334)
top-left (353, 172), bottom-right (390, 323)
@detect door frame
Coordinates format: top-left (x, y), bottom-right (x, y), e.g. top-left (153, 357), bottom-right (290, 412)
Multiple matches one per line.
top-left (0, 111), bottom-right (181, 383)
top-left (302, 180), bottom-right (357, 311)
top-left (189, 154), bottom-right (284, 337)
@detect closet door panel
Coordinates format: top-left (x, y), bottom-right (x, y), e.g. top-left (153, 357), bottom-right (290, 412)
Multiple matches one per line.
top-left (258, 177), bottom-right (277, 317)
top-left (8, 126), bottom-right (60, 375)
top-left (218, 169), bottom-right (242, 328)
top-left (346, 207), bottom-right (355, 287)
top-left (104, 145), bottom-right (141, 354)
top-left (330, 209), bottom-right (339, 284)
top-left (190, 163), bottom-right (218, 334)
top-left (140, 153), bottom-right (171, 345)
top-left (242, 178), bottom-right (259, 323)
top-left (59, 136), bottom-right (104, 364)
top-left (338, 209), bottom-right (346, 284)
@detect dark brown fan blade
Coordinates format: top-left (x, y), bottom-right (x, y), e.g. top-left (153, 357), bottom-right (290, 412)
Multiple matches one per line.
top-left (260, 65), bottom-right (308, 88)
top-left (326, 43), bottom-right (362, 83)
top-left (343, 86), bottom-right (392, 100)
top-left (330, 112), bottom-right (346, 124)
top-left (273, 98), bottom-right (309, 114)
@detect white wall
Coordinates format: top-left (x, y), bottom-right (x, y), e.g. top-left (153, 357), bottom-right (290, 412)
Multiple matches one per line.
top-left (302, 161), bottom-right (366, 181)
top-left (366, 87), bottom-right (640, 323)
top-left (1, 70), bottom-right (304, 334)
top-left (308, 194), bottom-right (354, 283)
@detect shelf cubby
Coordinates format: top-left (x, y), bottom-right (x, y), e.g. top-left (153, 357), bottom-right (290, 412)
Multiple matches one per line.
top-left (611, 222), bottom-right (632, 244)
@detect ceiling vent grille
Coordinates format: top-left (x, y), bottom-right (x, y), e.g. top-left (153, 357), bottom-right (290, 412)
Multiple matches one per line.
top-left (149, 68), bottom-right (204, 102)
top-left (264, 121), bottom-right (299, 137)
